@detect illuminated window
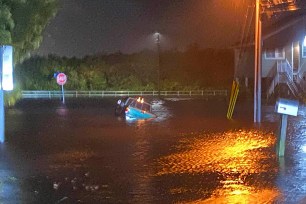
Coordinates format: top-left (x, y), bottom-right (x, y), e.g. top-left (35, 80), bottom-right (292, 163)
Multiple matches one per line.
top-left (265, 48), bottom-right (285, 59)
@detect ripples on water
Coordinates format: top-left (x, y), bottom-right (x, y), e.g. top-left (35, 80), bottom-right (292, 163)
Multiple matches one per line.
top-left (151, 103), bottom-right (306, 203)
top-left (6, 99), bottom-right (306, 203)
top-left (155, 129), bottom-right (280, 203)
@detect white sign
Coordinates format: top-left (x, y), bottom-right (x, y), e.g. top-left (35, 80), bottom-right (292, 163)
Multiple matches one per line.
top-left (275, 98), bottom-right (299, 116)
top-left (1, 46), bottom-right (13, 91)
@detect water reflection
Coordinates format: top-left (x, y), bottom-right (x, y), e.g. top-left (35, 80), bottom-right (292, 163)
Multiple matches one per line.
top-left (0, 144), bottom-right (24, 202)
top-left (156, 129), bottom-right (278, 203)
top-left (125, 116), bottom-right (152, 124)
top-left (157, 129), bottom-right (276, 175)
top-left (274, 105), bottom-right (306, 203)
top-left (194, 188), bottom-right (278, 204)
top-left (8, 98), bottom-right (306, 203)
top-left (55, 104), bottom-right (68, 117)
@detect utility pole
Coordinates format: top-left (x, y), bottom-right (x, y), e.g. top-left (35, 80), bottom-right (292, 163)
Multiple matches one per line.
top-left (0, 57), bottom-right (3, 142)
top-left (0, 45), bottom-right (14, 143)
top-left (254, 0), bottom-right (262, 123)
top-left (253, 1), bottom-right (300, 123)
top-left (156, 33), bottom-right (161, 97)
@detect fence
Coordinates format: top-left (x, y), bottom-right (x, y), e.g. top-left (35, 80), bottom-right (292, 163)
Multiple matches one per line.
top-left (21, 90), bottom-right (228, 99)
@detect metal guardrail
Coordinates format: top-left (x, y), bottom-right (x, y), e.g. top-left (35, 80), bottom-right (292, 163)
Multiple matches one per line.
top-left (21, 90), bottom-right (228, 99)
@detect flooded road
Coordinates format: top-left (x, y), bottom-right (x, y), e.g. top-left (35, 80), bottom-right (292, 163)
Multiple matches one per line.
top-left (3, 97), bottom-right (306, 203)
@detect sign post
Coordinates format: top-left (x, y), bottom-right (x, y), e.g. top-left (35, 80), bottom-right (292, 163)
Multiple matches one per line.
top-left (0, 90), bottom-right (4, 143)
top-left (56, 73), bottom-right (67, 104)
top-left (275, 98), bottom-right (299, 157)
top-left (0, 45), bottom-right (14, 143)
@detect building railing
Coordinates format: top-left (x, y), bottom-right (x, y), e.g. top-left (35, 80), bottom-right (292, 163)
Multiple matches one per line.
top-left (21, 90), bottom-right (228, 99)
top-left (266, 59), bottom-right (297, 98)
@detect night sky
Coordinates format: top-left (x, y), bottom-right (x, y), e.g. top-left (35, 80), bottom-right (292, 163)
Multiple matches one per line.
top-left (36, 0), bottom-right (250, 58)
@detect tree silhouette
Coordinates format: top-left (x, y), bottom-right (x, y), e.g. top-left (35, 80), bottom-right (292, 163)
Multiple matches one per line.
top-left (0, 0), bottom-right (58, 62)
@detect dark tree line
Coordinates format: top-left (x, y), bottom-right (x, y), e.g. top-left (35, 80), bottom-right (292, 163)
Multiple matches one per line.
top-left (0, 0), bottom-right (58, 63)
top-left (15, 46), bottom-right (234, 91)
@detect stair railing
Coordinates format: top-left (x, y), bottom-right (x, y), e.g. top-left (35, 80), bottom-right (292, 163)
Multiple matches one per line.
top-left (266, 62), bottom-right (279, 98)
top-left (295, 63), bottom-right (306, 92)
top-left (266, 59), bottom-right (299, 98)
top-left (282, 59), bottom-right (300, 97)
top-left (280, 59), bottom-right (293, 81)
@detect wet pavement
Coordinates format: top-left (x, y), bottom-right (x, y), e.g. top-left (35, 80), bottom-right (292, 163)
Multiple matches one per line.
top-left (2, 97), bottom-right (306, 203)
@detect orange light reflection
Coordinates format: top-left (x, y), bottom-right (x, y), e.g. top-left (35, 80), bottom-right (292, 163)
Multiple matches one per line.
top-left (156, 129), bottom-right (279, 203)
top-left (157, 130), bottom-right (276, 175)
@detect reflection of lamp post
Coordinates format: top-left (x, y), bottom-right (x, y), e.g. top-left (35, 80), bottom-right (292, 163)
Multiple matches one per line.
top-left (155, 32), bottom-right (161, 96)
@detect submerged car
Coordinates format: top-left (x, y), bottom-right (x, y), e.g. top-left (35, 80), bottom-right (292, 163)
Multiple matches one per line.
top-left (115, 97), bottom-right (156, 119)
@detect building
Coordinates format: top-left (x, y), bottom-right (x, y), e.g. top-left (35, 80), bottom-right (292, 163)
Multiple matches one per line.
top-left (235, 10), bottom-right (306, 102)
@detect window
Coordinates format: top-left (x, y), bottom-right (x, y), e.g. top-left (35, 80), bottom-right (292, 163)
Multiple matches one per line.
top-left (265, 48), bottom-right (285, 59)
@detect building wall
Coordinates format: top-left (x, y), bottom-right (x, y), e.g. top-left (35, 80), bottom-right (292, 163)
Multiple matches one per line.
top-left (261, 57), bottom-right (276, 77)
top-left (261, 43), bottom-right (294, 77)
top-left (299, 41), bottom-right (306, 72)
top-left (235, 41), bottom-right (306, 79)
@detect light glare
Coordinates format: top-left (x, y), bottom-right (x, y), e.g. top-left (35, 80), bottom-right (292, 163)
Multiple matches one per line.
top-left (302, 145), bottom-right (306, 153)
top-left (1, 46), bottom-right (13, 91)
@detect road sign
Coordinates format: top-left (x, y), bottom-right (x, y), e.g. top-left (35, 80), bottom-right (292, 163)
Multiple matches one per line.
top-left (1, 46), bottom-right (13, 91)
top-left (56, 73), bottom-right (67, 85)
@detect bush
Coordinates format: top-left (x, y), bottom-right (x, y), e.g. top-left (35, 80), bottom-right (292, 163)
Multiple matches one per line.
top-left (4, 87), bottom-right (22, 107)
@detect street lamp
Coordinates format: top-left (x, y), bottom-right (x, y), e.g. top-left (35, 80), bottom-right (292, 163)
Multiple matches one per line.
top-left (154, 32), bottom-right (161, 96)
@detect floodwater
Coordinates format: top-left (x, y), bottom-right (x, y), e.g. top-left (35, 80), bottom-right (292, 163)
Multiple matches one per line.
top-left (2, 97), bottom-right (306, 203)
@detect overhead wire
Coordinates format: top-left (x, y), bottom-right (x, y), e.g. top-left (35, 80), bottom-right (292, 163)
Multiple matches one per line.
top-left (236, 3), bottom-right (255, 77)
top-left (227, 1), bottom-right (255, 119)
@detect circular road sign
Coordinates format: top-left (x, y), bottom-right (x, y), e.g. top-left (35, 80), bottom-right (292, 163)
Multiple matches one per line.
top-left (56, 73), bottom-right (67, 85)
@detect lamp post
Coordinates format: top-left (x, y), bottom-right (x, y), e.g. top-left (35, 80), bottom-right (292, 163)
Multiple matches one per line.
top-left (155, 32), bottom-right (161, 96)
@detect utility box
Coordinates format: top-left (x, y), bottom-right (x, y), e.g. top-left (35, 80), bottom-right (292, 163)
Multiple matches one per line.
top-left (275, 98), bottom-right (299, 116)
